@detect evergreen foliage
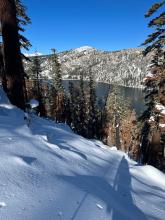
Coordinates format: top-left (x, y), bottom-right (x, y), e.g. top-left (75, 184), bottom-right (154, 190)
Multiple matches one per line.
top-left (140, 1), bottom-right (165, 168)
top-left (87, 73), bottom-right (97, 138)
top-left (67, 74), bottom-right (101, 139)
top-left (64, 95), bottom-right (72, 126)
top-left (50, 49), bottom-right (64, 92)
top-left (15, 0), bottom-right (31, 53)
top-left (78, 72), bottom-right (88, 136)
top-left (142, 1), bottom-right (165, 56)
top-left (145, 1), bottom-right (165, 17)
top-left (49, 49), bottom-right (65, 122)
top-left (105, 85), bottom-right (131, 149)
top-left (68, 82), bottom-right (81, 132)
top-left (31, 54), bottom-right (46, 116)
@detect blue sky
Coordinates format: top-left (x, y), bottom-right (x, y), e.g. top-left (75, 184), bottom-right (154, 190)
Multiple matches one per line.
top-left (23, 0), bottom-right (158, 54)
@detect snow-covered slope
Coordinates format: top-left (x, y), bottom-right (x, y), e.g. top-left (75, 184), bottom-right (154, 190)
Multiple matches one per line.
top-left (0, 88), bottom-right (164, 220)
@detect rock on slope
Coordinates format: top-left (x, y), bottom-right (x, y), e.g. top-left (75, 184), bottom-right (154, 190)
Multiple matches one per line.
top-left (25, 46), bottom-right (151, 88)
top-left (0, 87), bottom-right (164, 220)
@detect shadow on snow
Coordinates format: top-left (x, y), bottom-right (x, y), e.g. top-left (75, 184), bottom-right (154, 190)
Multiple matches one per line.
top-left (58, 157), bottom-right (147, 220)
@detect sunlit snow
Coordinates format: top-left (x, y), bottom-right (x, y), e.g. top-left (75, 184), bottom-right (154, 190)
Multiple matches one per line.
top-left (0, 87), bottom-right (164, 220)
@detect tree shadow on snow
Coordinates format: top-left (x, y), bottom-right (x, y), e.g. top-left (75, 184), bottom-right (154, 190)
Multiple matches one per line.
top-left (16, 155), bottom-right (37, 165)
top-left (58, 142), bottom-right (87, 160)
top-left (58, 157), bottom-right (147, 220)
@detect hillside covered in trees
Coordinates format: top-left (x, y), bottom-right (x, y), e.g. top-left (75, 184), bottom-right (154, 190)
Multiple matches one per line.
top-left (25, 47), bottom-right (152, 88)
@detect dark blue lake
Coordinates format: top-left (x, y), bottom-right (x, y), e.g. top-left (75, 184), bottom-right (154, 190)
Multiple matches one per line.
top-left (62, 80), bottom-right (145, 116)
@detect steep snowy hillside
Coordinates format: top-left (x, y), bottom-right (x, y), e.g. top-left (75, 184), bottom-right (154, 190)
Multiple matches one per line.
top-left (0, 88), bottom-right (165, 220)
top-left (24, 47), bottom-right (152, 88)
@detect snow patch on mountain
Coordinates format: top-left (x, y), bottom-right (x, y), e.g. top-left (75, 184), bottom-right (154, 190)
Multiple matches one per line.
top-left (24, 52), bottom-right (43, 57)
top-left (74, 46), bottom-right (96, 53)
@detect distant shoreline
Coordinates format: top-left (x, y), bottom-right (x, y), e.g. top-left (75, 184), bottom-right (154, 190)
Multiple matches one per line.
top-left (62, 78), bottom-right (144, 90)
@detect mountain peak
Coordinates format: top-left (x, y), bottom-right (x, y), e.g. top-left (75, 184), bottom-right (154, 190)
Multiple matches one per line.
top-left (74, 46), bottom-right (95, 53)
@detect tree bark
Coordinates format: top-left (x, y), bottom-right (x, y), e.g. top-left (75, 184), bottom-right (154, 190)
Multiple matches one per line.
top-left (115, 113), bottom-right (121, 150)
top-left (0, 0), bottom-right (25, 109)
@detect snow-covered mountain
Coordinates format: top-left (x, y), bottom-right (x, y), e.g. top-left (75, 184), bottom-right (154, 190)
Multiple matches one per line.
top-left (24, 47), bottom-right (151, 88)
top-left (0, 87), bottom-right (165, 220)
top-left (24, 52), bottom-right (43, 57)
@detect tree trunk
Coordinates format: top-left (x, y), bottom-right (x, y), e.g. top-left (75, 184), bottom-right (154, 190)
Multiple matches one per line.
top-left (115, 113), bottom-right (121, 150)
top-left (0, 0), bottom-right (25, 109)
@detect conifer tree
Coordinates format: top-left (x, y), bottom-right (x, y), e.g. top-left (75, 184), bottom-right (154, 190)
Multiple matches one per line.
top-left (31, 54), bottom-right (45, 116)
top-left (68, 82), bottom-right (80, 132)
top-left (96, 99), bottom-right (108, 141)
top-left (64, 94), bottom-right (72, 125)
top-left (140, 1), bottom-right (165, 168)
top-left (68, 82), bottom-right (74, 126)
top-left (0, 0), bottom-right (25, 109)
top-left (32, 54), bottom-right (42, 81)
top-left (87, 74), bottom-right (97, 138)
top-left (15, 0), bottom-right (31, 53)
top-left (129, 114), bottom-right (142, 162)
top-left (105, 85), bottom-right (130, 149)
top-left (50, 49), bottom-right (64, 92)
top-left (49, 49), bottom-right (65, 122)
top-left (78, 72), bottom-right (87, 136)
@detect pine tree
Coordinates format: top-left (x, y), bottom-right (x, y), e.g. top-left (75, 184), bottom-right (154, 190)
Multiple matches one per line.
top-left (87, 74), bottom-right (97, 138)
top-left (96, 98), bottom-right (108, 141)
top-left (120, 110), bottom-right (141, 156)
top-left (50, 48), bottom-right (64, 92)
top-left (68, 82), bottom-right (74, 127)
top-left (140, 1), bottom-right (165, 168)
top-left (0, 0), bottom-right (25, 109)
top-left (68, 82), bottom-right (80, 132)
top-left (64, 94), bottom-right (72, 126)
top-left (78, 72), bottom-right (87, 136)
top-left (31, 54), bottom-right (45, 116)
top-left (49, 49), bottom-right (66, 122)
top-left (15, 0), bottom-right (31, 53)
top-left (31, 54), bottom-right (42, 79)
top-left (105, 85), bottom-right (131, 149)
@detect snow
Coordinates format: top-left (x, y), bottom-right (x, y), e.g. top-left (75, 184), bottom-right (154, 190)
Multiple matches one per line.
top-left (0, 87), bottom-right (165, 220)
top-left (149, 116), bottom-right (155, 123)
top-left (24, 52), bottom-right (43, 57)
top-left (155, 103), bottom-right (165, 111)
top-left (96, 204), bottom-right (104, 210)
top-left (160, 109), bottom-right (165, 115)
top-left (0, 202), bottom-right (7, 208)
top-left (28, 99), bottom-right (39, 108)
top-left (143, 72), bottom-right (155, 82)
top-left (159, 123), bottom-right (165, 128)
top-left (74, 46), bottom-right (95, 53)
top-left (146, 72), bottom-right (154, 78)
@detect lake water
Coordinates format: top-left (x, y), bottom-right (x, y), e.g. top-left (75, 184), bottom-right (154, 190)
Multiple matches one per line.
top-left (62, 80), bottom-right (145, 116)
